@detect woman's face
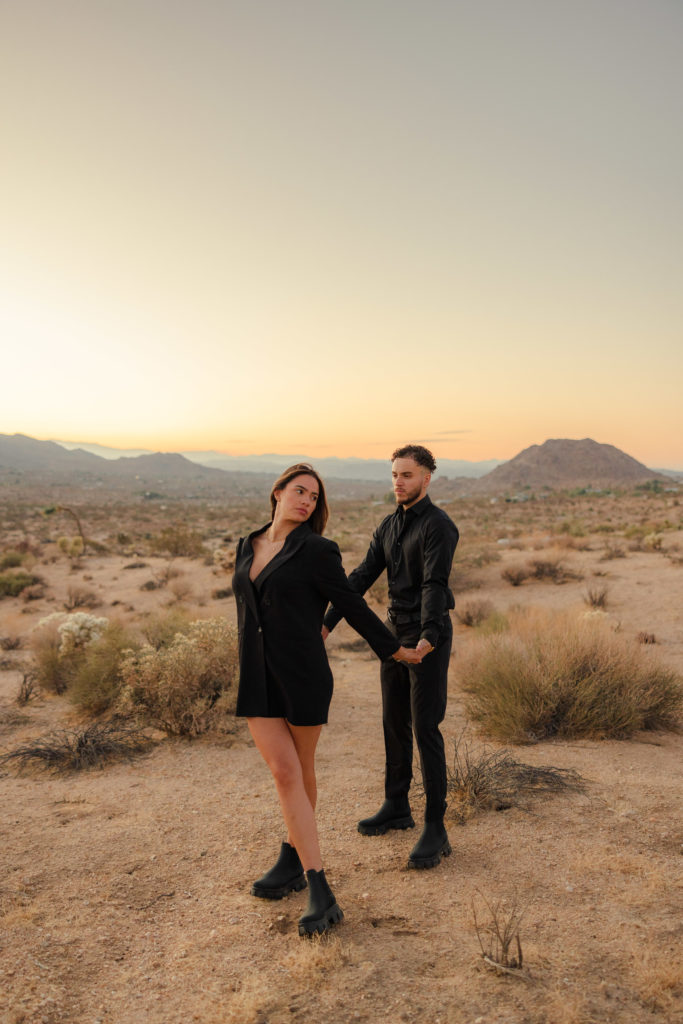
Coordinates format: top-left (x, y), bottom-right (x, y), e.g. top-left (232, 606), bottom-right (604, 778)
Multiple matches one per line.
top-left (274, 474), bottom-right (319, 524)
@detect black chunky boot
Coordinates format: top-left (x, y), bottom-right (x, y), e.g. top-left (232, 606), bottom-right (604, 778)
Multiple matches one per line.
top-left (408, 820), bottom-right (452, 869)
top-left (357, 798), bottom-right (414, 836)
top-left (298, 869), bottom-right (344, 937)
top-left (251, 842), bottom-right (307, 900)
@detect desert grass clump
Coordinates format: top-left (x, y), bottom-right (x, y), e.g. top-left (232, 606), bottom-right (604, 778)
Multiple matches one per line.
top-left (0, 719), bottom-right (153, 774)
top-left (583, 584), bottom-right (609, 609)
top-left (0, 570), bottom-right (44, 598)
top-left (501, 565), bottom-right (530, 587)
top-left (0, 634), bottom-right (22, 651)
top-left (455, 598), bottom-right (495, 627)
top-left (446, 733), bottom-right (585, 823)
top-left (119, 618), bottom-right (239, 736)
top-left (460, 608), bottom-right (683, 743)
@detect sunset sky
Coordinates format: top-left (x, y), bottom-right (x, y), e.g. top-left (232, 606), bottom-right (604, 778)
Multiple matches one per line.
top-left (2, 1), bottom-right (682, 467)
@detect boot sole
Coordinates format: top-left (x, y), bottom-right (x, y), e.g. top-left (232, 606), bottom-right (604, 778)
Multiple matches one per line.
top-left (251, 874), bottom-right (307, 900)
top-left (408, 840), bottom-right (452, 870)
top-left (298, 902), bottom-right (344, 937)
top-left (357, 816), bottom-right (415, 836)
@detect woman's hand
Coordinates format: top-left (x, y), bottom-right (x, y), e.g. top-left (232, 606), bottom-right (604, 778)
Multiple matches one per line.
top-left (392, 645), bottom-right (423, 664)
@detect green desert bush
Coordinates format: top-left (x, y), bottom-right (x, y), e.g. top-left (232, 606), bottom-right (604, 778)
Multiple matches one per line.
top-left (68, 622), bottom-right (139, 715)
top-left (460, 608), bottom-right (683, 743)
top-left (0, 550), bottom-right (24, 570)
top-left (0, 570), bottom-right (43, 598)
top-left (150, 525), bottom-right (206, 558)
top-left (119, 618), bottom-right (239, 736)
top-left (139, 608), bottom-right (193, 649)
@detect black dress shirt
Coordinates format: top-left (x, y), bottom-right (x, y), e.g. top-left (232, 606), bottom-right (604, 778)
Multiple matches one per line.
top-left (324, 494), bottom-right (459, 648)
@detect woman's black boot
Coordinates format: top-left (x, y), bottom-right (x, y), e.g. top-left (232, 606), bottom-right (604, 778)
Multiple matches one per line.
top-left (298, 869), bottom-right (344, 937)
top-left (251, 842), bottom-right (307, 900)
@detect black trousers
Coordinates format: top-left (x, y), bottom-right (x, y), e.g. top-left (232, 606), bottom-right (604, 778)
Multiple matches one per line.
top-left (380, 617), bottom-right (452, 822)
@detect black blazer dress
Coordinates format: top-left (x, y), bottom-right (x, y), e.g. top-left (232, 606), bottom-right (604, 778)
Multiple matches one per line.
top-left (232, 522), bottom-right (400, 726)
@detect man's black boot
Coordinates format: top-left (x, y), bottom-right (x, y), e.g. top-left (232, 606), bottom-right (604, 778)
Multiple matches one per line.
top-left (298, 869), bottom-right (344, 937)
top-left (408, 820), bottom-right (452, 869)
top-left (251, 841), bottom-right (307, 899)
top-left (357, 798), bottom-right (414, 836)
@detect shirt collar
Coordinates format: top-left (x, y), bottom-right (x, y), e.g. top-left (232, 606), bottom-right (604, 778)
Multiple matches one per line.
top-left (397, 493), bottom-right (432, 518)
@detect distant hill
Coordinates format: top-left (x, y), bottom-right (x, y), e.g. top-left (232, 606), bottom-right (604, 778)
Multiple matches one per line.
top-left (0, 433), bottom-right (241, 493)
top-left (467, 438), bottom-right (673, 494)
top-left (53, 440), bottom-right (502, 480)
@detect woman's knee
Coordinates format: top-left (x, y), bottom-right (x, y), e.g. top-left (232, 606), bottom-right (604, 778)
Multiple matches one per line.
top-left (269, 755), bottom-right (302, 791)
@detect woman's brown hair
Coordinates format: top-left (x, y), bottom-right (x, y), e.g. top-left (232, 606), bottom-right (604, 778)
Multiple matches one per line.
top-left (269, 463), bottom-right (329, 535)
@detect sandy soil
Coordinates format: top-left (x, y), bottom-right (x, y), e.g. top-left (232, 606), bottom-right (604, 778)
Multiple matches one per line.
top-left (1, 511), bottom-right (682, 1024)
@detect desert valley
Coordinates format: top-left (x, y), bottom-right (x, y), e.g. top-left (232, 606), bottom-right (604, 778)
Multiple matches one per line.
top-left (0, 436), bottom-right (681, 1024)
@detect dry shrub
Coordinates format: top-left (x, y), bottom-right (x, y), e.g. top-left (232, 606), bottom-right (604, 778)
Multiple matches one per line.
top-left (460, 608), bottom-right (683, 743)
top-left (600, 542), bottom-right (626, 561)
top-left (446, 732), bottom-right (585, 823)
top-left (0, 719), bottom-right (153, 774)
top-left (455, 598), bottom-right (495, 627)
top-left (119, 618), bottom-right (239, 736)
top-left (472, 891), bottom-right (526, 974)
top-left (0, 635), bottom-right (22, 651)
top-left (528, 557), bottom-right (581, 584)
top-left (150, 525), bottom-right (206, 558)
top-left (583, 584), bottom-right (609, 609)
top-left (501, 565), bottom-right (530, 587)
top-left (64, 585), bottom-right (99, 610)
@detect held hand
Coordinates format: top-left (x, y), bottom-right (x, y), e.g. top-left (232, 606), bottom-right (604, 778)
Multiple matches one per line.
top-left (416, 639), bottom-right (434, 658)
top-left (392, 645), bottom-right (423, 665)
top-left (321, 626), bottom-right (330, 642)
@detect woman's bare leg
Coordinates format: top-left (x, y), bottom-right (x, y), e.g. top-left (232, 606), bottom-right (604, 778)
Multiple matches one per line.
top-left (247, 717), bottom-right (323, 871)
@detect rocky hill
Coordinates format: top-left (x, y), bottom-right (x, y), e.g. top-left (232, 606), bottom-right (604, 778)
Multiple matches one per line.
top-left (467, 438), bottom-right (672, 494)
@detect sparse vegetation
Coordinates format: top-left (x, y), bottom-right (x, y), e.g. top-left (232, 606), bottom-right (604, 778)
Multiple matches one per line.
top-left (472, 891), bottom-right (527, 976)
top-left (446, 732), bottom-right (585, 823)
top-left (119, 618), bottom-right (239, 736)
top-left (0, 719), bottom-right (153, 774)
top-left (584, 584), bottom-right (609, 609)
top-left (501, 565), bottom-right (530, 587)
top-left (455, 598), bottom-right (495, 627)
top-left (150, 525), bottom-right (206, 558)
top-left (461, 609), bottom-right (683, 742)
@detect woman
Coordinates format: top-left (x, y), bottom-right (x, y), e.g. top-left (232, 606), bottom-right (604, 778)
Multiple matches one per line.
top-left (232, 463), bottom-right (421, 937)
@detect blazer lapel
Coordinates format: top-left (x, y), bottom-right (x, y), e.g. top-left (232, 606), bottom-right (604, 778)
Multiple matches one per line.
top-left (254, 522), bottom-right (311, 590)
top-left (237, 530), bottom-right (264, 622)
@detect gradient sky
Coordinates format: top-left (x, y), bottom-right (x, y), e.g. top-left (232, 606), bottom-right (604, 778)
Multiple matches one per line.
top-left (2, 0), bottom-right (682, 466)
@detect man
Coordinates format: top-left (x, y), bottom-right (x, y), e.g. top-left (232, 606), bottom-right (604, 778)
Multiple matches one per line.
top-left (323, 444), bottom-right (459, 869)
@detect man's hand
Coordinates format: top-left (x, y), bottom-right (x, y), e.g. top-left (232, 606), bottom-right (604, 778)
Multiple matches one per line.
top-left (321, 626), bottom-right (330, 641)
top-left (416, 639), bottom-right (434, 658)
top-left (392, 645), bottom-right (423, 664)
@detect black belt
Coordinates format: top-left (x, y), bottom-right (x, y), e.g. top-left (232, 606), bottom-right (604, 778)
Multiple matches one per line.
top-left (387, 609), bottom-right (421, 625)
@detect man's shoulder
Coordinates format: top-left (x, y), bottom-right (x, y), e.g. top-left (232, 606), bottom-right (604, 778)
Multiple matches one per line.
top-left (424, 500), bottom-right (459, 533)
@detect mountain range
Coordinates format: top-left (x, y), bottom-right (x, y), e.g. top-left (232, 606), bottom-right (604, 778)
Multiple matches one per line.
top-left (0, 433), bottom-right (677, 496)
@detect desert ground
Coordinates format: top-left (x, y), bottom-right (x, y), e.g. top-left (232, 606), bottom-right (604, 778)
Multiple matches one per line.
top-left (1, 483), bottom-right (682, 1024)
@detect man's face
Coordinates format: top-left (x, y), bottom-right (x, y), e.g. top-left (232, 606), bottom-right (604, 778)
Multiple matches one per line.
top-left (391, 457), bottom-right (431, 508)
